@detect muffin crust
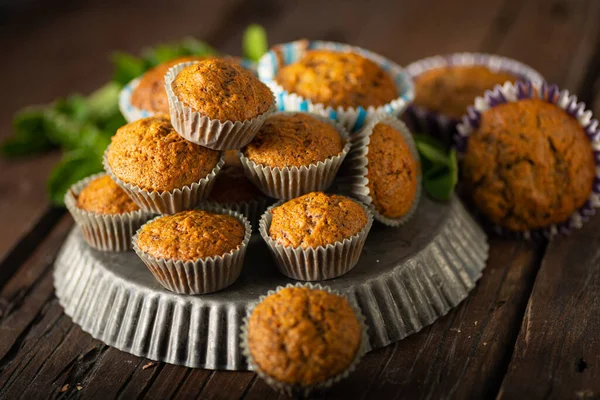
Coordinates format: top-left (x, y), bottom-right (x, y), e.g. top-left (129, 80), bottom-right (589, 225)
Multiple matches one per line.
top-left (106, 116), bottom-right (221, 192)
top-left (414, 65), bottom-right (516, 119)
top-left (77, 175), bottom-right (139, 215)
top-left (172, 59), bottom-right (273, 121)
top-left (462, 99), bottom-right (595, 231)
top-left (269, 192), bottom-right (367, 248)
top-left (366, 123), bottom-right (418, 218)
top-left (243, 113), bottom-right (343, 168)
top-left (248, 286), bottom-right (362, 386)
top-left (136, 210), bottom-right (245, 261)
top-left (276, 50), bottom-right (397, 109)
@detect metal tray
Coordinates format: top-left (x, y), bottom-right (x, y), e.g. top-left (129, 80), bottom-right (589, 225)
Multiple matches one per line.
top-left (53, 195), bottom-right (488, 370)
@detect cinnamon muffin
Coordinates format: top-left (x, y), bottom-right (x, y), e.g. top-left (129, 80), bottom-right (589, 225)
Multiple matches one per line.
top-left (366, 123), bottom-right (419, 219)
top-left (243, 113), bottom-right (344, 168)
top-left (414, 65), bottom-right (516, 119)
top-left (106, 116), bottom-right (221, 192)
top-left (247, 286), bottom-right (362, 387)
top-left (269, 192), bottom-right (367, 248)
top-left (76, 175), bottom-right (139, 214)
top-left (276, 50), bottom-right (397, 109)
top-left (462, 99), bottom-right (595, 232)
top-left (171, 59), bottom-right (273, 121)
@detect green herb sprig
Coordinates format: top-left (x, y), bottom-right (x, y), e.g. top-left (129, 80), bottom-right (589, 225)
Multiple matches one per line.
top-left (413, 134), bottom-right (458, 201)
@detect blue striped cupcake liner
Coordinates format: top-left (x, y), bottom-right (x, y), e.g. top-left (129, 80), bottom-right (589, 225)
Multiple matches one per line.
top-left (405, 53), bottom-right (544, 144)
top-left (257, 40), bottom-right (414, 132)
top-left (455, 80), bottom-right (600, 239)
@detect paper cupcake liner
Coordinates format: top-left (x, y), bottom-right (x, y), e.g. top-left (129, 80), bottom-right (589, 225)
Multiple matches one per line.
top-left (132, 205), bottom-right (252, 295)
top-left (257, 40), bottom-right (414, 132)
top-left (118, 77), bottom-right (155, 123)
top-left (240, 282), bottom-right (370, 397)
top-left (338, 114), bottom-right (422, 226)
top-left (238, 112), bottom-right (351, 200)
top-left (165, 61), bottom-right (276, 151)
top-left (103, 150), bottom-right (224, 215)
top-left (404, 53), bottom-right (545, 143)
top-left (64, 173), bottom-right (155, 252)
top-left (259, 199), bottom-right (373, 281)
top-left (200, 196), bottom-right (272, 231)
top-left (455, 80), bottom-right (600, 239)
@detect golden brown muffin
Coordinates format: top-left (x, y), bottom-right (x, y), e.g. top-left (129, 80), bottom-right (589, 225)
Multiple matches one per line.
top-left (413, 65), bottom-right (516, 119)
top-left (243, 113), bottom-right (343, 168)
top-left (248, 286), bottom-right (362, 386)
top-left (269, 192), bottom-right (367, 248)
top-left (136, 210), bottom-right (245, 261)
top-left (171, 59), bottom-right (273, 121)
top-left (462, 99), bottom-right (595, 231)
top-left (207, 164), bottom-right (263, 203)
top-left (106, 116), bottom-right (221, 192)
top-left (276, 50), bottom-right (397, 109)
top-left (131, 56), bottom-right (210, 114)
top-left (366, 123), bottom-right (418, 218)
top-left (76, 175), bottom-right (139, 214)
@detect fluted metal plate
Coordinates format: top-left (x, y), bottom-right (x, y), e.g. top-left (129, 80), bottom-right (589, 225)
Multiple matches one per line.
top-left (53, 195), bottom-right (488, 370)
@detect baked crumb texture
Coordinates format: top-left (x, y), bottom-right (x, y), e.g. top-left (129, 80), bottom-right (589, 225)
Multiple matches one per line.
top-left (77, 175), bottom-right (139, 214)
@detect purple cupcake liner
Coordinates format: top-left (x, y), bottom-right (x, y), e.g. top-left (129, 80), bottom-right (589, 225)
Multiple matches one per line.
top-left (455, 80), bottom-right (600, 239)
top-left (404, 53), bottom-right (544, 144)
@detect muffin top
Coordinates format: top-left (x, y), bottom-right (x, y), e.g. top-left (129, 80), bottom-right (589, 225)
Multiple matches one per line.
top-left (366, 123), bottom-right (418, 218)
top-left (131, 56), bottom-right (209, 114)
top-left (276, 50), bottom-right (397, 109)
top-left (106, 116), bottom-right (221, 192)
top-left (243, 113), bottom-right (343, 168)
top-left (172, 59), bottom-right (273, 121)
top-left (462, 99), bottom-right (595, 231)
top-left (248, 286), bottom-right (362, 386)
top-left (136, 210), bottom-right (245, 261)
top-left (207, 164), bottom-right (263, 203)
top-left (413, 65), bottom-right (516, 119)
top-left (269, 192), bottom-right (367, 248)
top-left (76, 175), bottom-right (139, 215)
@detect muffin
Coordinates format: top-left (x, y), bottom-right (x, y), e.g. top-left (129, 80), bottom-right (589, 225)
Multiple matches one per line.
top-left (404, 53), bottom-right (543, 142)
top-left (241, 284), bottom-right (367, 396)
top-left (133, 207), bottom-right (251, 294)
top-left (239, 112), bottom-right (350, 199)
top-left (258, 40), bottom-right (413, 132)
top-left (276, 50), bottom-right (397, 109)
top-left (340, 114), bottom-right (421, 226)
top-left (65, 173), bottom-right (154, 251)
top-left (165, 59), bottom-right (275, 150)
top-left (259, 192), bottom-right (373, 280)
top-left (104, 115), bottom-right (223, 214)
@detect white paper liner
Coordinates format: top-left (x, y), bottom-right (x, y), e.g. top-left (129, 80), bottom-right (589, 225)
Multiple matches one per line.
top-left (64, 173), bottom-right (155, 252)
top-left (259, 198), bottom-right (374, 281)
top-left (338, 114), bottom-right (422, 226)
top-left (404, 52), bottom-right (544, 142)
top-left (200, 196), bottom-right (272, 231)
top-left (103, 149), bottom-right (224, 215)
top-left (240, 282), bottom-right (370, 397)
top-left (455, 80), bottom-right (600, 239)
top-left (238, 112), bottom-right (351, 200)
top-left (132, 205), bottom-right (252, 295)
top-left (165, 61), bottom-right (277, 151)
top-left (257, 40), bottom-right (414, 132)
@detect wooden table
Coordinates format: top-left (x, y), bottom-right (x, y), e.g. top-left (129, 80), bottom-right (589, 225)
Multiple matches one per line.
top-left (1, 0), bottom-right (600, 398)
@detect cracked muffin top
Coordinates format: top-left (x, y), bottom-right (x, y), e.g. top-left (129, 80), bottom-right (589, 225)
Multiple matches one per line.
top-left (136, 210), bottom-right (245, 261)
top-left (366, 123), bottom-right (418, 218)
top-left (248, 286), bottom-right (362, 386)
top-left (462, 99), bottom-right (595, 231)
top-left (269, 192), bottom-right (367, 248)
top-left (106, 116), bottom-right (221, 192)
top-left (171, 59), bottom-right (273, 121)
top-left (76, 175), bottom-right (139, 215)
top-left (275, 50), bottom-right (397, 109)
top-left (243, 113), bottom-right (344, 168)
top-left (413, 65), bottom-right (516, 119)
top-left (131, 56), bottom-right (211, 114)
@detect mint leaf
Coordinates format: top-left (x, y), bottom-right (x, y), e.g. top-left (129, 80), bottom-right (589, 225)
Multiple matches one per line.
top-left (414, 134), bottom-right (458, 201)
top-left (47, 148), bottom-right (103, 206)
top-left (112, 52), bottom-right (146, 86)
top-left (424, 172), bottom-right (455, 201)
top-left (243, 24), bottom-right (268, 62)
top-left (1, 108), bottom-right (54, 157)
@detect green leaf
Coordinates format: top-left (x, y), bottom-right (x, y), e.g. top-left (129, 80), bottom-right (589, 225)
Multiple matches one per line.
top-left (414, 133), bottom-right (459, 201)
top-left (86, 82), bottom-right (122, 122)
top-left (243, 24), bottom-right (268, 62)
top-left (424, 172), bottom-right (455, 201)
top-left (111, 52), bottom-right (146, 86)
top-left (180, 37), bottom-right (218, 57)
top-left (415, 137), bottom-right (450, 167)
top-left (1, 108), bottom-right (54, 157)
top-left (47, 148), bottom-right (103, 206)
